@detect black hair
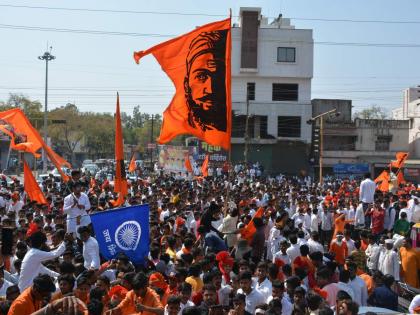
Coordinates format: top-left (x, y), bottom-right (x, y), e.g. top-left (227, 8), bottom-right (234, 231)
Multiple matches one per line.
top-left (58, 274), bottom-right (76, 288)
top-left (132, 272), bottom-right (148, 290)
top-left (239, 271), bottom-right (253, 281)
top-left (87, 299), bottom-right (104, 315)
top-left (33, 274), bottom-right (56, 293)
top-left (300, 244), bottom-right (309, 256)
top-left (167, 295), bottom-right (181, 305)
top-left (29, 231), bottom-right (47, 249)
top-left (339, 270), bottom-right (350, 283)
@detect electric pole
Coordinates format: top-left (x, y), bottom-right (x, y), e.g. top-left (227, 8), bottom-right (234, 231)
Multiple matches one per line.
top-left (150, 114), bottom-right (154, 171)
top-left (38, 47), bottom-right (55, 172)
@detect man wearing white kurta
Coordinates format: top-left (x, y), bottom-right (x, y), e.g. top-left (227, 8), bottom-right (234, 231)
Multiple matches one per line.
top-left (78, 226), bottom-right (100, 270)
top-left (378, 239), bottom-right (400, 281)
top-left (63, 182), bottom-right (91, 236)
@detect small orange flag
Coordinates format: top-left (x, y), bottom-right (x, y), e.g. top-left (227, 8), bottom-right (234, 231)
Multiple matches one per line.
top-left (391, 152), bottom-right (408, 169)
top-left (375, 170), bottom-right (390, 192)
top-left (185, 156), bottom-right (193, 173)
top-left (241, 207), bottom-right (264, 242)
top-left (114, 93), bottom-right (128, 207)
top-left (128, 155), bottom-right (136, 173)
top-left (134, 18), bottom-right (232, 150)
top-left (24, 160), bottom-right (46, 204)
top-left (201, 155), bottom-right (209, 177)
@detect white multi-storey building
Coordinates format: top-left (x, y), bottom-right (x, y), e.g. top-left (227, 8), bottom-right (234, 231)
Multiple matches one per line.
top-left (230, 8), bottom-right (313, 173)
top-left (392, 86), bottom-right (420, 158)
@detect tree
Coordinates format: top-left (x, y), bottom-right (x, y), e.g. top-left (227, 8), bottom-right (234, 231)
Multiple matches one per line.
top-left (48, 103), bottom-right (85, 164)
top-left (353, 105), bottom-right (388, 120)
top-left (0, 93), bottom-right (43, 126)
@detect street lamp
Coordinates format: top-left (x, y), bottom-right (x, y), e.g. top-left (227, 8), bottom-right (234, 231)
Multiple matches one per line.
top-left (38, 48), bottom-right (55, 172)
top-left (308, 109), bottom-right (340, 184)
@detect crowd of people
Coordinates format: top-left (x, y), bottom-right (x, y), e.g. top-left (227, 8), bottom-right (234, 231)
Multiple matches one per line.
top-left (0, 164), bottom-right (419, 314)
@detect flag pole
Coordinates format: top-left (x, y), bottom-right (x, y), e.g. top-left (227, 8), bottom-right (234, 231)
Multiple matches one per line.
top-left (224, 147), bottom-right (232, 216)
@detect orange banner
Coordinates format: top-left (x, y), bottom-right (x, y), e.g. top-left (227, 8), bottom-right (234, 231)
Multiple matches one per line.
top-left (134, 18), bottom-right (231, 150)
top-left (24, 160), bottom-right (47, 204)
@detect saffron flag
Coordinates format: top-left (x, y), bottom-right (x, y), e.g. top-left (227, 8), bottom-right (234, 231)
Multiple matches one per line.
top-left (375, 170), bottom-right (390, 192)
top-left (391, 152), bottom-right (408, 169)
top-left (114, 94), bottom-right (128, 206)
top-left (0, 109), bottom-right (69, 181)
top-left (201, 154), bottom-right (209, 177)
top-left (23, 160), bottom-right (47, 204)
top-left (128, 155), bottom-right (136, 173)
top-left (134, 18), bottom-right (232, 150)
top-left (185, 156), bottom-right (193, 173)
top-left (241, 207), bottom-right (264, 242)
top-left (90, 204), bottom-right (150, 264)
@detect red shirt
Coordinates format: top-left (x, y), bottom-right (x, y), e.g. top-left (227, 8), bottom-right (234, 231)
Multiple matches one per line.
top-left (371, 208), bottom-right (385, 234)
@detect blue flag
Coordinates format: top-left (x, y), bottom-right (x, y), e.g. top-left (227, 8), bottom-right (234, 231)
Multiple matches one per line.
top-left (90, 204), bottom-right (150, 265)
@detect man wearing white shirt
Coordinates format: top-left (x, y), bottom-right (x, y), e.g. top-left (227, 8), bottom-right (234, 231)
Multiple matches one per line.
top-left (254, 263), bottom-right (272, 302)
top-left (354, 203), bottom-right (365, 228)
top-left (7, 192), bottom-right (23, 214)
top-left (337, 270), bottom-right (355, 301)
top-left (63, 182), bottom-right (91, 236)
top-left (0, 267), bottom-right (13, 298)
top-left (78, 226), bottom-right (100, 270)
top-left (365, 234), bottom-right (381, 272)
top-left (18, 231), bottom-right (66, 291)
top-left (307, 231), bottom-right (324, 254)
top-left (286, 235), bottom-right (300, 263)
top-left (310, 208), bottom-right (319, 232)
top-left (348, 262), bottom-right (368, 306)
top-left (383, 199), bottom-right (396, 231)
top-left (273, 241), bottom-right (291, 265)
top-left (360, 173), bottom-right (376, 227)
top-left (319, 207), bottom-right (333, 245)
top-left (237, 271), bottom-right (266, 314)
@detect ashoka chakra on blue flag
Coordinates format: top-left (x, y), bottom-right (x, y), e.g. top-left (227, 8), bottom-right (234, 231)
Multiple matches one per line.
top-left (115, 220), bottom-right (141, 251)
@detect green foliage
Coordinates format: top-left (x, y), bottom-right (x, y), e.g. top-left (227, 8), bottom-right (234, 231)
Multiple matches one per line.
top-left (353, 105), bottom-right (388, 120)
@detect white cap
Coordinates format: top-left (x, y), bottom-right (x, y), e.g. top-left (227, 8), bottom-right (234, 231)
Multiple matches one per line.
top-left (385, 239), bottom-right (394, 245)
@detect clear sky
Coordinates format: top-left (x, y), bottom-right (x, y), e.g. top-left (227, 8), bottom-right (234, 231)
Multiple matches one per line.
top-left (1, 0), bottom-right (420, 116)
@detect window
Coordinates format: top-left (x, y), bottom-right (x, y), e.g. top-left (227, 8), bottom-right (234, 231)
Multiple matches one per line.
top-left (375, 135), bottom-right (392, 151)
top-left (272, 83), bottom-right (298, 101)
top-left (278, 116), bottom-right (301, 138)
top-left (247, 82), bottom-right (255, 101)
top-left (232, 112), bottom-right (255, 138)
top-left (277, 47), bottom-right (296, 62)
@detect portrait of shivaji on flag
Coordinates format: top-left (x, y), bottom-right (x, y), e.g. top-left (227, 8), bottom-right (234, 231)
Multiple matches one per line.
top-left (134, 17), bottom-right (231, 150)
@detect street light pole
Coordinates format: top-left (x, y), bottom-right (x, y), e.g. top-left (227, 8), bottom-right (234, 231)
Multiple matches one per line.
top-left (38, 49), bottom-right (55, 172)
top-left (308, 108), bottom-right (339, 185)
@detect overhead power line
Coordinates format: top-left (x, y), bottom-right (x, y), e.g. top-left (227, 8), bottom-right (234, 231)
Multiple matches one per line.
top-left (0, 23), bottom-right (420, 48)
top-left (1, 4), bottom-right (420, 25)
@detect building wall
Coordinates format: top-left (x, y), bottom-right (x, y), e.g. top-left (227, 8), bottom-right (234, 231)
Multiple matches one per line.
top-left (231, 9), bottom-right (313, 147)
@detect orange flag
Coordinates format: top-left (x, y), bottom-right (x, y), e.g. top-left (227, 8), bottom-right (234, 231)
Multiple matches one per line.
top-left (201, 154), bottom-right (209, 177)
top-left (0, 109), bottom-right (69, 181)
top-left (134, 18), bottom-right (232, 150)
top-left (185, 156), bottom-right (193, 173)
top-left (128, 155), bottom-right (136, 173)
top-left (241, 207), bottom-right (264, 242)
top-left (23, 160), bottom-right (47, 204)
top-left (374, 170), bottom-right (390, 192)
top-left (114, 94), bottom-right (128, 206)
top-left (391, 152), bottom-right (408, 169)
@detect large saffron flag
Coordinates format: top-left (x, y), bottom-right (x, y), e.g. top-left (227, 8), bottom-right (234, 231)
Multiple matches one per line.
top-left (201, 154), bottom-right (209, 177)
top-left (114, 94), bottom-right (128, 206)
top-left (23, 160), bottom-right (47, 204)
top-left (241, 207), bottom-right (264, 242)
top-left (0, 109), bottom-right (69, 181)
top-left (391, 152), bottom-right (408, 169)
top-left (134, 18), bottom-right (231, 150)
top-left (90, 204), bottom-right (150, 264)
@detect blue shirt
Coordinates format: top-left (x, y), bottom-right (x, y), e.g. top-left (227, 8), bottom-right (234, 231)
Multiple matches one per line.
top-left (368, 285), bottom-right (398, 311)
top-left (204, 232), bottom-right (228, 253)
